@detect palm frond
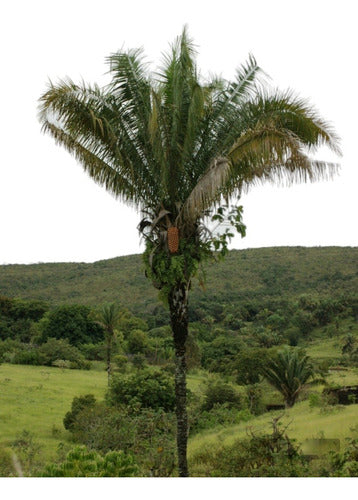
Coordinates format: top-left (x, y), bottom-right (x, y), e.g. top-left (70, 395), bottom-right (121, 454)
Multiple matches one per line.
top-left (180, 157), bottom-right (230, 224)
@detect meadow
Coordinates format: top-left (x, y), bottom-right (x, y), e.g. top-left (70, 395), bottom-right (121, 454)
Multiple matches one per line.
top-left (1, 359), bottom-right (357, 472)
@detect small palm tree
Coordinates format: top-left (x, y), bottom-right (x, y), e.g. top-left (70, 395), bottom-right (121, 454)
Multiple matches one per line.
top-left (39, 28), bottom-right (340, 475)
top-left (261, 347), bottom-right (315, 407)
top-left (95, 303), bottom-right (122, 384)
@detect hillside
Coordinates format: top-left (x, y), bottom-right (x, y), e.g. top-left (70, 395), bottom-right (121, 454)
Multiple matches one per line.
top-left (0, 247), bottom-right (357, 315)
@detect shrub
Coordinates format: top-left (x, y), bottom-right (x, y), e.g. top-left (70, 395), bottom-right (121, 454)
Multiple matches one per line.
top-left (41, 446), bottom-right (139, 477)
top-left (107, 369), bottom-right (175, 412)
top-left (63, 394), bottom-right (97, 431)
top-left (78, 342), bottom-right (107, 361)
top-left (126, 329), bottom-right (149, 354)
top-left (233, 348), bottom-right (270, 385)
top-left (245, 384), bottom-right (266, 415)
top-left (113, 354), bottom-right (129, 373)
top-left (201, 380), bottom-right (241, 411)
top-left (190, 406), bottom-right (252, 434)
top-left (190, 420), bottom-right (309, 477)
top-left (132, 353), bottom-right (146, 370)
top-left (11, 430), bottom-right (42, 476)
top-left (12, 348), bottom-right (41, 366)
top-left (201, 335), bottom-right (244, 373)
top-left (0, 446), bottom-right (16, 476)
top-left (65, 404), bottom-right (176, 476)
top-left (38, 338), bottom-right (90, 369)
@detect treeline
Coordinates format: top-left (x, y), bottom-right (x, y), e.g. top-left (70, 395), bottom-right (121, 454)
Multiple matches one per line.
top-left (1, 289), bottom-right (357, 376)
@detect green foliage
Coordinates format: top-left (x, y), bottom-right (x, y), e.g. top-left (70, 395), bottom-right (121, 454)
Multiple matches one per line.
top-left (0, 446), bottom-right (17, 476)
top-left (191, 420), bottom-right (309, 477)
top-left (0, 296), bottom-right (48, 343)
top-left (201, 380), bottom-right (241, 411)
top-left (107, 368), bottom-right (175, 411)
top-left (113, 354), bottom-right (129, 372)
top-left (13, 347), bottom-right (41, 366)
top-left (126, 329), bottom-right (149, 354)
top-left (232, 348), bottom-right (270, 385)
top-left (190, 406), bottom-right (252, 435)
top-left (201, 335), bottom-right (244, 373)
top-left (11, 430), bottom-right (42, 476)
top-left (38, 338), bottom-right (90, 369)
top-left (0, 296), bottom-right (48, 322)
top-left (111, 311), bottom-right (148, 338)
top-left (41, 446), bottom-right (139, 477)
top-left (262, 347), bottom-right (315, 407)
top-left (78, 342), bottom-right (107, 361)
top-left (0, 248), bottom-right (356, 316)
top-left (39, 304), bottom-right (103, 346)
top-left (63, 394), bottom-right (97, 431)
top-left (65, 403), bottom-right (176, 476)
top-left (245, 384), bottom-right (266, 415)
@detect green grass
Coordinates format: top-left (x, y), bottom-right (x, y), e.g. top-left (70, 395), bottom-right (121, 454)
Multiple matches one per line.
top-left (188, 400), bottom-right (358, 462)
top-left (0, 363), bottom-right (218, 465)
top-left (0, 363), bottom-right (108, 462)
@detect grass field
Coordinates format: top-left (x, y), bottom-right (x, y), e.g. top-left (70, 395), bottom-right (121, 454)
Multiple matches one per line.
top-left (0, 364), bottom-right (218, 466)
top-left (0, 363), bottom-right (108, 462)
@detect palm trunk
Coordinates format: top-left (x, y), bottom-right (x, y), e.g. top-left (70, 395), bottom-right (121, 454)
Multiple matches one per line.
top-left (106, 334), bottom-right (112, 386)
top-left (168, 282), bottom-right (189, 477)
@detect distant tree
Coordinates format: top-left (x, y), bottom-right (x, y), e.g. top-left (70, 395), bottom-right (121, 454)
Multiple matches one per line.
top-left (342, 333), bottom-right (355, 355)
top-left (107, 369), bottom-right (175, 412)
top-left (39, 305), bottom-right (103, 346)
top-left (94, 303), bottom-right (122, 383)
top-left (202, 380), bottom-right (241, 411)
top-left (261, 347), bottom-right (315, 407)
top-left (233, 348), bottom-right (270, 385)
top-left (126, 329), bottom-right (148, 355)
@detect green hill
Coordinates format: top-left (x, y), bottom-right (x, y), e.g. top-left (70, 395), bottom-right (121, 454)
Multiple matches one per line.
top-left (0, 247), bottom-right (357, 314)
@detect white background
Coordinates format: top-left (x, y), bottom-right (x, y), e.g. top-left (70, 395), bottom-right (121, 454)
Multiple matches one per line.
top-left (0, 0), bottom-right (356, 265)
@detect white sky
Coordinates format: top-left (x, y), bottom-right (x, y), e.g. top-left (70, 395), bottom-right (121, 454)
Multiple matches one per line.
top-left (0, 0), bottom-right (356, 265)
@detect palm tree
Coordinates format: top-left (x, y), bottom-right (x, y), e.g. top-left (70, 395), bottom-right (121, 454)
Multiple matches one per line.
top-left (95, 303), bottom-right (122, 384)
top-left (38, 28), bottom-right (340, 476)
top-left (261, 347), bottom-right (315, 407)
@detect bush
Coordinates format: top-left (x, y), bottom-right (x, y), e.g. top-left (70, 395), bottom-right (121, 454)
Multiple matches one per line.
top-left (245, 384), bottom-right (266, 415)
top-left (190, 406), bottom-right (252, 434)
top-left (201, 335), bottom-right (244, 373)
top-left (12, 348), bottom-right (41, 366)
top-left (191, 420), bottom-right (309, 477)
top-left (132, 353), bottom-right (146, 370)
top-left (202, 380), bottom-right (241, 411)
top-left (11, 430), bottom-right (42, 476)
top-left (126, 329), bottom-right (149, 354)
top-left (41, 446), bottom-right (139, 477)
top-left (107, 369), bottom-right (175, 412)
top-left (232, 348), bottom-right (270, 385)
top-left (38, 338), bottom-right (90, 370)
top-left (65, 404), bottom-right (176, 476)
top-left (78, 342), bottom-right (107, 361)
top-left (0, 446), bottom-right (16, 476)
top-left (113, 354), bottom-right (129, 373)
top-left (63, 394), bottom-right (97, 431)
